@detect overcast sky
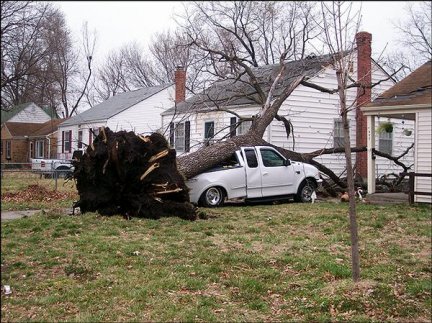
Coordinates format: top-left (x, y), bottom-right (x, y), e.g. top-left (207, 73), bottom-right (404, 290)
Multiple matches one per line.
top-left (55, 1), bottom-right (410, 65)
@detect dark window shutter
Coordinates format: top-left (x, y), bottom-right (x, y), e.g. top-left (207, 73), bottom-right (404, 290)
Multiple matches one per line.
top-left (185, 121), bottom-right (190, 152)
top-left (169, 122), bottom-right (174, 147)
top-left (68, 131), bottom-right (72, 152)
top-left (230, 117), bottom-right (237, 138)
top-left (62, 131), bottom-right (65, 153)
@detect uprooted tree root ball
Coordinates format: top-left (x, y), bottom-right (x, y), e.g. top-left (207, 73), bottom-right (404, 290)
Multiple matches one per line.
top-left (72, 127), bottom-right (198, 220)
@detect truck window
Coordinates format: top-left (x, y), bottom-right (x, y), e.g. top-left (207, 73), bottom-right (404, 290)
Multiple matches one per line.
top-left (260, 149), bottom-right (285, 167)
top-left (244, 149), bottom-right (258, 168)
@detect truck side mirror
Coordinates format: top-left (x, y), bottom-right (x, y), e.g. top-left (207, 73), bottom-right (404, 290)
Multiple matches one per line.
top-left (283, 159), bottom-right (291, 166)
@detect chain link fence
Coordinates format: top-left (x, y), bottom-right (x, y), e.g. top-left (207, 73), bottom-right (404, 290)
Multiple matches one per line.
top-left (1, 163), bottom-right (73, 191)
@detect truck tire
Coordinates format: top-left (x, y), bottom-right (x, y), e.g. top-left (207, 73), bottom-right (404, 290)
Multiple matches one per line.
top-left (295, 180), bottom-right (316, 203)
top-left (199, 187), bottom-right (225, 207)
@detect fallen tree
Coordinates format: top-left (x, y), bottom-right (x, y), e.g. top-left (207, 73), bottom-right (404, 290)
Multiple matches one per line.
top-left (72, 127), bottom-right (197, 220)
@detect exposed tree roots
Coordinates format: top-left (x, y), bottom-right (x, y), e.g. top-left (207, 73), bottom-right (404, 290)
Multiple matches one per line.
top-left (72, 127), bottom-right (197, 220)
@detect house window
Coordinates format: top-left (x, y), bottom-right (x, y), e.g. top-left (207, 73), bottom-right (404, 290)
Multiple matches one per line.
top-left (230, 117), bottom-right (251, 137)
top-left (62, 130), bottom-right (72, 153)
top-left (169, 122), bottom-right (190, 153)
top-left (379, 129), bottom-right (392, 155)
top-left (334, 119), bottom-right (348, 148)
top-left (230, 117), bottom-right (237, 137)
top-left (204, 121), bottom-right (214, 140)
top-left (78, 130), bottom-right (83, 149)
top-left (6, 140), bottom-right (11, 159)
top-left (29, 142), bottom-right (34, 159)
top-left (35, 140), bottom-right (44, 158)
top-left (175, 123), bottom-right (185, 151)
top-left (237, 119), bottom-right (252, 135)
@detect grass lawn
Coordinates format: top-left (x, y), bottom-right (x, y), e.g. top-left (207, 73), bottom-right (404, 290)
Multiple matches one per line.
top-left (1, 178), bottom-right (431, 321)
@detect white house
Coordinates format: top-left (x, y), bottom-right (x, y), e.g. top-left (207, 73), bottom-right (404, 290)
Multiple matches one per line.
top-left (57, 68), bottom-right (187, 160)
top-left (362, 60), bottom-right (431, 203)
top-left (161, 32), bottom-right (415, 181)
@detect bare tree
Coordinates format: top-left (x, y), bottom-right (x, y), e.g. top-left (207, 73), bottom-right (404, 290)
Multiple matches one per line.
top-left (1, 1), bottom-right (96, 117)
top-left (316, 1), bottom-right (362, 282)
top-left (149, 29), bottom-right (211, 94)
top-left (95, 42), bottom-right (156, 100)
top-left (384, 1), bottom-right (431, 79)
top-left (1, 1), bottom-right (56, 108)
top-left (56, 21), bottom-right (96, 118)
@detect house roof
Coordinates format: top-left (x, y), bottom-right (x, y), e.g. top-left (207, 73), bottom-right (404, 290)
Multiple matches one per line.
top-left (3, 122), bottom-right (46, 137)
top-left (60, 84), bottom-right (172, 127)
top-left (1, 102), bottom-right (58, 122)
top-left (31, 119), bottom-right (65, 136)
top-left (4, 119), bottom-right (65, 138)
top-left (366, 60), bottom-right (432, 107)
top-left (162, 53), bottom-right (336, 116)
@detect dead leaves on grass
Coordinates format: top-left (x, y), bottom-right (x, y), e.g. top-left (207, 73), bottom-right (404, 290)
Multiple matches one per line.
top-left (1, 184), bottom-right (76, 202)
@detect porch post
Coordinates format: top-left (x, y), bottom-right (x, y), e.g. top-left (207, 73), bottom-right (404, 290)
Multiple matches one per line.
top-left (367, 115), bottom-right (376, 194)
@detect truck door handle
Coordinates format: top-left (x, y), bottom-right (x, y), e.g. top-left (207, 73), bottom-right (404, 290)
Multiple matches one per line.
top-left (296, 171), bottom-right (301, 174)
top-left (263, 172), bottom-right (269, 176)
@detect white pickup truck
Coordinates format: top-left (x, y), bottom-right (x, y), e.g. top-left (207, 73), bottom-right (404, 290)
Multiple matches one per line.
top-left (31, 158), bottom-right (73, 178)
top-left (187, 146), bottom-right (322, 207)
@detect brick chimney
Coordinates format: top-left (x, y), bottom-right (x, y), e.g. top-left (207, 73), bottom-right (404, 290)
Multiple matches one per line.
top-left (175, 66), bottom-right (186, 104)
top-left (355, 31), bottom-right (372, 179)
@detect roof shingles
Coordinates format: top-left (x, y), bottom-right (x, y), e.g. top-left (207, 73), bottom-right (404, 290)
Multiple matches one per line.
top-left (366, 61), bottom-right (432, 107)
top-left (162, 54), bottom-right (335, 116)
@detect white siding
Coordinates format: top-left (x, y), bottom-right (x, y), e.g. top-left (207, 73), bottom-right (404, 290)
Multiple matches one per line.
top-left (415, 108), bottom-right (432, 203)
top-left (107, 86), bottom-right (175, 135)
top-left (57, 122), bottom-right (106, 159)
top-left (9, 103), bottom-right (50, 123)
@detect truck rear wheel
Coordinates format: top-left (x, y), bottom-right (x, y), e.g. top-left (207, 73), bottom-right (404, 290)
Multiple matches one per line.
top-left (199, 187), bottom-right (225, 207)
top-left (295, 180), bottom-right (316, 203)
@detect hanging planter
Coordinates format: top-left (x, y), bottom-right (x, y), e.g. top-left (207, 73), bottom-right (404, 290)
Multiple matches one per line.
top-left (403, 128), bottom-right (413, 136)
top-left (377, 122), bottom-right (393, 134)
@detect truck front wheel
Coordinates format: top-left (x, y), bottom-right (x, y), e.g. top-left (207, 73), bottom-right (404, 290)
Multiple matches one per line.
top-left (200, 187), bottom-right (225, 207)
top-left (295, 180), bottom-right (316, 203)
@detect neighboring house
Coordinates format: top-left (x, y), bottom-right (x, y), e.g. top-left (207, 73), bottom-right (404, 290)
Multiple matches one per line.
top-left (362, 61), bottom-right (431, 203)
top-left (1, 119), bottom-right (64, 164)
top-left (56, 72), bottom-right (185, 159)
top-left (1, 102), bottom-right (55, 124)
top-left (161, 32), bottom-right (414, 180)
